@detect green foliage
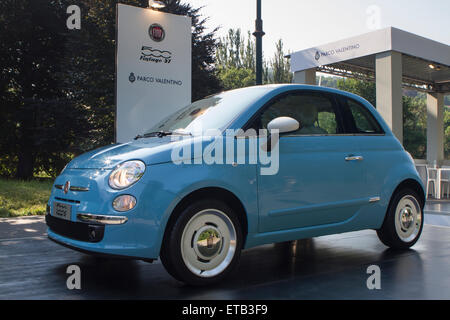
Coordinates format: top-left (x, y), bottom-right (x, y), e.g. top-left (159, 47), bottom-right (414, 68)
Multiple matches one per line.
top-left (336, 78), bottom-right (376, 106)
top-left (159, 0), bottom-right (223, 101)
top-left (0, 0), bottom-right (92, 179)
top-left (216, 29), bottom-right (292, 89)
top-left (218, 68), bottom-right (255, 90)
top-left (0, 178), bottom-right (53, 217)
top-left (403, 95), bottom-right (427, 159)
top-left (216, 29), bottom-right (256, 90)
top-left (445, 106), bottom-right (450, 159)
top-left (0, 0), bottom-right (222, 179)
top-left (317, 112), bottom-right (337, 134)
top-left (216, 29), bottom-right (255, 70)
top-left (269, 39), bottom-right (292, 84)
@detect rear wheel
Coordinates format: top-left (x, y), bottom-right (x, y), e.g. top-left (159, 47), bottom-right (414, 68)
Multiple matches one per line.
top-left (377, 188), bottom-right (424, 250)
top-left (160, 199), bottom-right (242, 286)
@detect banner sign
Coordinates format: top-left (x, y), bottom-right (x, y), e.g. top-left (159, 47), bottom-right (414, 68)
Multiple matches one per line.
top-left (290, 28), bottom-right (390, 73)
top-left (290, 27), bottom-right (450, 73)
top-left (116, 4), bottom-right (192, 142)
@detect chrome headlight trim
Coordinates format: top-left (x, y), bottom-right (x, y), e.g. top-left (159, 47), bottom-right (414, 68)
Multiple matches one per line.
top-left (108, 160), bottom-right (146, 190)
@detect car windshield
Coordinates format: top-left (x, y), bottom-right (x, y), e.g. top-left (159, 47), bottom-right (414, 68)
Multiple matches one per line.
top-left (144, 87), bottom-right (268, 136)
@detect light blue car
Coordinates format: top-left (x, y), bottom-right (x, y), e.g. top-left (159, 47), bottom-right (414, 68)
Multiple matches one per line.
top-left (47, 84), bottom-right (425, 285)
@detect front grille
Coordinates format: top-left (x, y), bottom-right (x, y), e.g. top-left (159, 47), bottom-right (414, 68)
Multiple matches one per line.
top-left (55, 185), bottom-right (89, 192)
top-left (46, 214), bottom-right (105, 243)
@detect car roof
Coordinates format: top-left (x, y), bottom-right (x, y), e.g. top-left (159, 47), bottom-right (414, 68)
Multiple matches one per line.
top-left (237, 84), bottom-right (371, 104)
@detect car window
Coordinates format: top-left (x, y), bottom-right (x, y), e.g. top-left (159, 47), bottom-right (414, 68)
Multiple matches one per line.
top-left (144, 86), bottom-right (270, 136)
top-left (344, 98), bottom-right (383, 134)
top-left (256, 92), bottom-right (340, 135)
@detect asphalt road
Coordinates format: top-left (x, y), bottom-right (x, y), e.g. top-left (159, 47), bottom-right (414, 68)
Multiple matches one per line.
top-left (1, 215), bottom-right (450, 299)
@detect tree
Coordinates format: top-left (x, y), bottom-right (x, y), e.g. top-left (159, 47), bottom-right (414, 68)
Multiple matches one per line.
top-left (337, 78), bottom-right (376, 106)
top-left (242, 31), bottom-right (256, 71)
top-left (403, 95), bottom-right (427, 159)
top-left (216, 29), bottom-right (255, 90)
top-left (216, 29), bottom-right (255, 70)
top-left (0, 0), bottom-right (91, 179)
top-left (445, 107), bottom-right (450, 159)
top-left (269, 39), bottom-right (292, 84)
top-left (216, 29), bottom-right (242, 69)
top-left (218, 68), bottom-right (255, 90)
top-left (159, 0), bottom-right (222, 101)
top-left (216, 28), bottom-right (278, 90)
top-left (0, 0), bottom-right (222, 179)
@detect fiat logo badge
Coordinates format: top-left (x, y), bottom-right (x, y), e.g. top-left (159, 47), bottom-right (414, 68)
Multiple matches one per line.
top-left (149, 23), bottom-right (165, 42)
top-left (63, 181), bottom-right (70, 194)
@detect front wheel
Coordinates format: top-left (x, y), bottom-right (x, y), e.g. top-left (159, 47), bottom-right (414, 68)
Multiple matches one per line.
top-left (377, 188), bottom-right (424, 250)
top-left (160, 199), bottom-right (243, 286)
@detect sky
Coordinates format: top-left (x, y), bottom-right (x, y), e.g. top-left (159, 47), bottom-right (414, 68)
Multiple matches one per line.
top-left (188, 0), bottom-right (450, 58)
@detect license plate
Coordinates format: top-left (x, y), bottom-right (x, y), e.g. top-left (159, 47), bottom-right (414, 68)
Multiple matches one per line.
top-left (53, 202), bottom-right (72, 221)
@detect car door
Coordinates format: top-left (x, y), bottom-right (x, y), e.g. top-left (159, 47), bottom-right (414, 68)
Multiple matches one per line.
top-left (336, 95), bottom-right (390, 208)
top-left (254, 90), bottom-right (369, 233)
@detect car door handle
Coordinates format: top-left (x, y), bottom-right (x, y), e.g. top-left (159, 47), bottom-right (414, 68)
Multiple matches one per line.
top-left (345, 155), bottom-right (364, 162)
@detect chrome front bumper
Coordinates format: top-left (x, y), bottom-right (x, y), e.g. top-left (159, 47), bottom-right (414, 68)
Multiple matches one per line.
top-left (77, 213), bottom-right (128, 225)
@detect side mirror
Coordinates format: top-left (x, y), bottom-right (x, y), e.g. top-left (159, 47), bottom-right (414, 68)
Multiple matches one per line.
top-left (267, 117), bottom-right (299, 134)
top-left (262, 117), bottom-right (300, 153)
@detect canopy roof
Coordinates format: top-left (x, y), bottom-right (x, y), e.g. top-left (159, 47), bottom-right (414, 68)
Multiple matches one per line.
top-left (289, 27), bottom-right (450, 93)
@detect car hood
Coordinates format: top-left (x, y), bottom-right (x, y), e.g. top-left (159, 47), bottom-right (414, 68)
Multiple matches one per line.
top-left (66, 136), bottom-right (200, 169)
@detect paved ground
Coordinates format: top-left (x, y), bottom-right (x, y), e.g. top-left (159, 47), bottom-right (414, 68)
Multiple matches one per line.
top-left (423, 200), bottom-right (450, 227)
top-left (1, 202), bottom-right (449, 300)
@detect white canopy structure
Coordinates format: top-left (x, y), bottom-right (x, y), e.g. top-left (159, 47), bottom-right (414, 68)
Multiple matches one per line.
top-left (290, 27), bottom-right (450, 165)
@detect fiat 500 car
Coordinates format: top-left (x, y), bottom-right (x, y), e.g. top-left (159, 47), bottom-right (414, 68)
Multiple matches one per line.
top-left (47, 84), bottom-right (425, 285)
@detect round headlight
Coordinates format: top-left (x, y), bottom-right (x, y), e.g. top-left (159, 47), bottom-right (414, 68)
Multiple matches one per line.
top-left (113, 195), bottom-right (137, 212)
top-left (109, 160), bottom-right (146, 190)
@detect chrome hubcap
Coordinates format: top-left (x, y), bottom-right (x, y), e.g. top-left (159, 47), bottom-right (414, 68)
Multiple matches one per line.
top-left (181, 209), bottom-right (236, 278)
top-left (395, 195), bottom-right (422, 243)
top-left (400, 207), bottom-right (414, 230)
top-left (195, 226), bottom-right (223, 260)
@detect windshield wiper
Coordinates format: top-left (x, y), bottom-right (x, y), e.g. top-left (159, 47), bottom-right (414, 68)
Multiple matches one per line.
top-left (134, 131), bottom-right (192, 140)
